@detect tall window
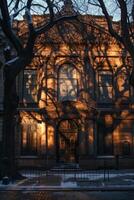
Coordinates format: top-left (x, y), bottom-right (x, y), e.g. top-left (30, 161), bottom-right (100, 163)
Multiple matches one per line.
top-left (97, 119), bottom-right (113, 155)
top-left (114, 120), bottom-right (134, 156)
top-left (58, 64), bottom-right (78, 101)
top-left (97, 71), bottom-right (113, 102)
top-left (23, 70), bottom-right (37, 103)
top-left (21, 120), bottom-right (47, 156)
top-left (21, 124), bottom-right (37, 155)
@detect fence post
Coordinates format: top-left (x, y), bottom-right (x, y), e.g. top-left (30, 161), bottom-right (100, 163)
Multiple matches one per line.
top-left (115, 155), bottom-right (119, 170)
top-left (103, 158), bottom-right (106, 181)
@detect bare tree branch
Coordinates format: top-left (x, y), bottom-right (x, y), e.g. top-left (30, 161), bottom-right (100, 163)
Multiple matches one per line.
top-left (117, 0), bottom-right (134, 56)
top-left (36, 14), bottom-right (77, 35)
top-left (0, 0), bottom-right (22, 53)
top-left (98, 0), bottom-right (123, 43)
top-left (14, 0), bottom-right (20, 10)
top-left (0, 0), bottom-right (10, 21)
top-left (46, 0), bottom-right (54, 21)
top-left (26, 0), bottom-right (33, 9)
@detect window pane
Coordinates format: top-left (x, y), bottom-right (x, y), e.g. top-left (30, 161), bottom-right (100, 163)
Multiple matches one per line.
top-left (21, 124), bottom-right (37, 155)
top-left (116, 72), bottom-right (130, 98)
top-left (99, 74), bottom-right (112, 86)
top-left (59, 78), bottom-right (77, 101)
top-left (98, 71), bottom-right (113, 102)
top-left (113, 120), bottom-right (133, 155)
top-left (97, 123), bottom-right (113, 155)
top-left (60, 65), bottom-right (77, 79)
top-left (58, 65), bottom-right (78, 101)
top-left (99, 86), bottom-right (113, 101)
top-left (23, 70), bottom-right (37, 103)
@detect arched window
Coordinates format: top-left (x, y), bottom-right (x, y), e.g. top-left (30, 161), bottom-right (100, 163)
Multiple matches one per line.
top-left (58, 64), bottom-right (78, 101)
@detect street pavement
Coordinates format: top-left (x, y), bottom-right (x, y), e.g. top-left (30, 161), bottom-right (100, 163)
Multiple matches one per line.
top-left (0, 191), bottom-right (134, 200)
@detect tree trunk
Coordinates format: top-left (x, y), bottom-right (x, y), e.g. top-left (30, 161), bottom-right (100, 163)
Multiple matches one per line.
top-left (129, 59), bottom-right (134, 87)
top-left (2, 47), bottom-right (19, 179)
top-left (2, 65), bottom-right (19, 179)
top-left (2, 47), bottom-right (34, 179)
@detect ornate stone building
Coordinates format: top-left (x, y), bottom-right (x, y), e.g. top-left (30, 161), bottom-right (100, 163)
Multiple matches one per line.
top-left (0, 1), bottom-right (134, 169)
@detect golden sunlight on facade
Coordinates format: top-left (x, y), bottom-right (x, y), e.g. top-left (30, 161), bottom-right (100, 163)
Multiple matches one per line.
top-left (0, 4), bottom-right (133, 170)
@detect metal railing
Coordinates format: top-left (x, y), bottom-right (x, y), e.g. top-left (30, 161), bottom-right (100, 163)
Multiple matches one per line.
top-left (18, 163), bottom-right (111, 186)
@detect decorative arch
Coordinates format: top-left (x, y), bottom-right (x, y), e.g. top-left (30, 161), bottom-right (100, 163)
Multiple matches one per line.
top-left (56, 118), bottom-right (80, 163)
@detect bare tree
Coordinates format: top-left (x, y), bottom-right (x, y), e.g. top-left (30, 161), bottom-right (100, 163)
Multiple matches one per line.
top-left (0, 0), bottom-right (77, 178)
top-left (87, 0), bottom-right (134, 84)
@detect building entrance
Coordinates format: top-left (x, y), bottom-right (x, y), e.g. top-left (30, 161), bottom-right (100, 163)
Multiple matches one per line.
top-left (58, 120), bottom-right (78, 163)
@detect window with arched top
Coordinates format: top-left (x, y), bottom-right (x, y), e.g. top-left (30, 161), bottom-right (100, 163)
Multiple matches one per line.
top-left (58, 64), bottom-right (78, 101)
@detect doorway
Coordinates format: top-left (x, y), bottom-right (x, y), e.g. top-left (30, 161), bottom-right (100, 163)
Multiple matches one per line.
top-left (57, 119), bottom-right (78, 163)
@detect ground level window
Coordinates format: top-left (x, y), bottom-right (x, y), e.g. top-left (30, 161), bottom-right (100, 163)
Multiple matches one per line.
top-left (113, 120), bottom-right (134, 156)
top-left (21, 124), bottom-right (37, 155)
top-left (97, 122), bottom-right (113, 155)
top-left (97, 119), bottom-right (134, 156)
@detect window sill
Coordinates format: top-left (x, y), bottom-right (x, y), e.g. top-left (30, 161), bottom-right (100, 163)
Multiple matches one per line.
top-left (17, 156), bottom-right (38, 159)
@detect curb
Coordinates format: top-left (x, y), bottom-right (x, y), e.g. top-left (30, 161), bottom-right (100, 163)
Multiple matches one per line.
top-left (0, 185), bottom-right (134, 191)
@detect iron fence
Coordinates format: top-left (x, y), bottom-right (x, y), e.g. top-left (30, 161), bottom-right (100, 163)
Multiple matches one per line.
top-left (18, 163), bottom-right (111, 187)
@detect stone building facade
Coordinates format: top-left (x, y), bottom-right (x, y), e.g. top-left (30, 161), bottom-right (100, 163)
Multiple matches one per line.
top-left (0, 2), bottom-right (134, 169)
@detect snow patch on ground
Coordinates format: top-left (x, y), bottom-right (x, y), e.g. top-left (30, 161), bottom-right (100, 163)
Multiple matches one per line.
top-left (1, 171), bottom-right (134, 187)
top-left (19, 170), bottom-right (134, 181)
top-left (61, 181), bottom-right (77, 187)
